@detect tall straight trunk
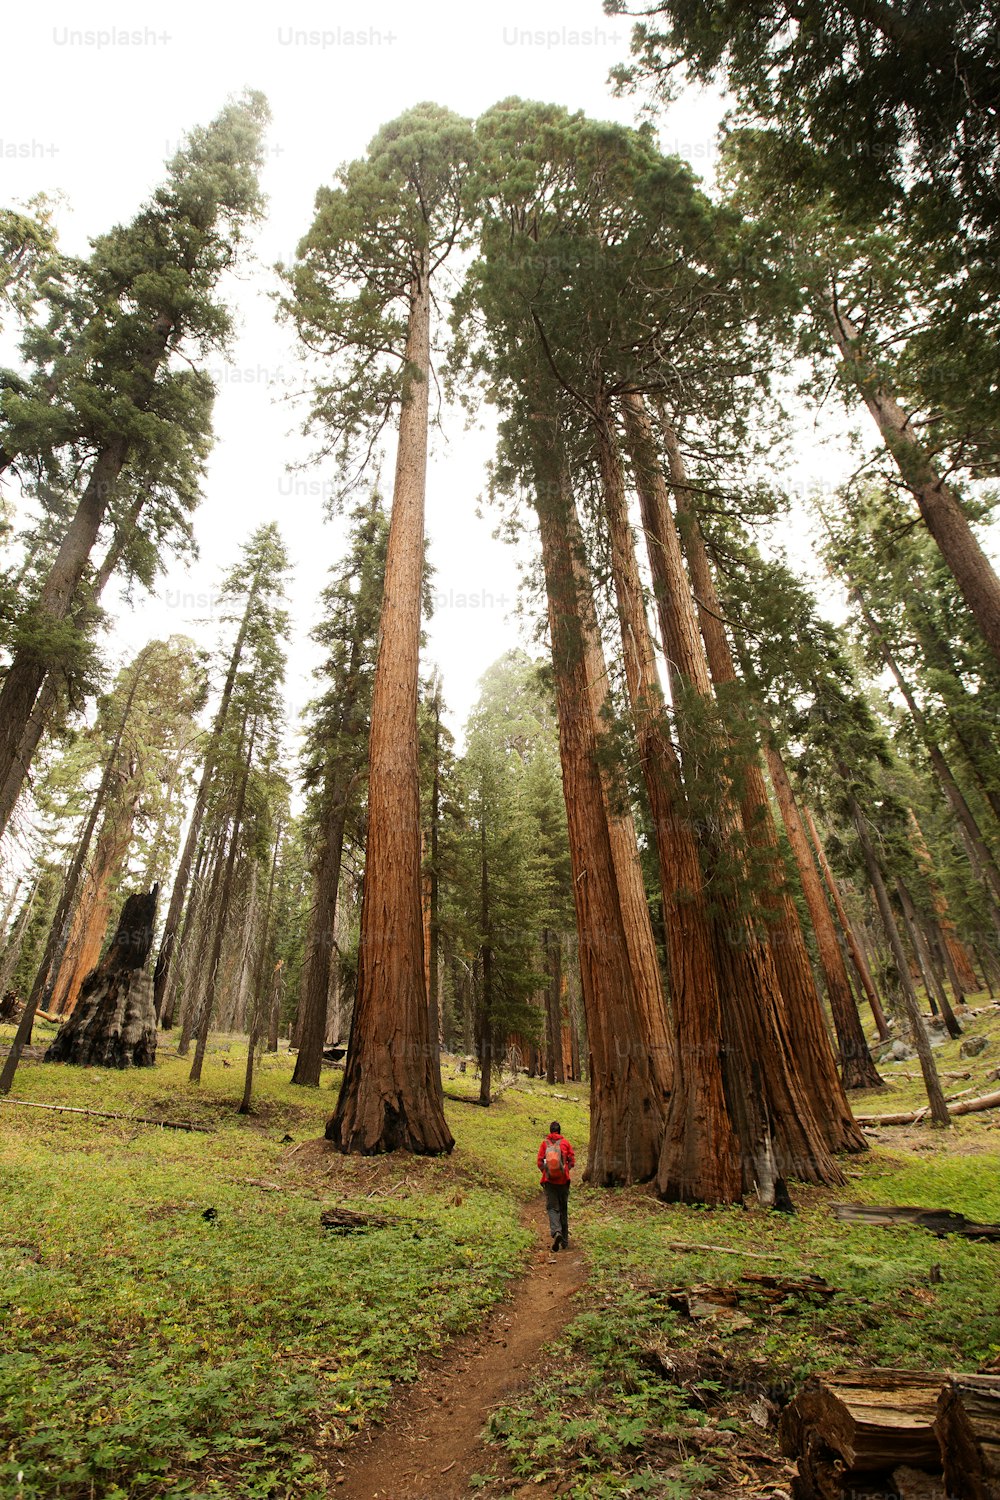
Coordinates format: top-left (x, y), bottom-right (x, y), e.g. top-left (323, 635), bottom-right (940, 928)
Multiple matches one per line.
top-left (176, 831), bottom-right (223, 1055)
top-left (428, 687), bottom-right (442, 1053)
top-left (477, 816), bottom-right (493, 1107)
top-left (238, 814), bottom-right (282, 1115)
top-left (848, 583), bottom-right (1000, 913)
top-left (267, 960), bottom-right (283, 1051)
top-left (543, 929), bottom-right (564, 1085)
top-left (830, 303), bottom-right (1000, 670)
top-left (567, 483), bottom-right (674, 1086)
top-left (154, 572), bottom-right (260, 1020)
top-left (765, 744), bottom-right (884, 1089)
top-left (530, 433), bottom-right (668, 1185)
top-left (896, 878), bottom-right (962, 1038)
top-left (848, 792), bottom-right (951, 1126)
top-left (0, 654), bottom-right (145, 1095)
top-left (189, 717), bottom-right (257, 1084)
top-left (163, 821), bottom-right (213, 1033)
top-left (621, 393), bottom-right (842, 1195)
top-left (804, 806), bottom-right (891, 1039)
top-left (293, 792), bottom-right (351, 1086)
top-left (0, 878), bottom-right (40, 1000)
top-left (328, 255), bottom-right (452, 1156)
top-left (594, 406), bottom-right (742, 1198)
top-left (658, 410), bottom-right (864, 1150)
top-left (906, 808), bottom-right (981, 998)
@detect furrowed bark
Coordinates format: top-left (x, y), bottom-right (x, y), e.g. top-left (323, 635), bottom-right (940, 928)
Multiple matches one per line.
top-left (327, 254), bottom-right (452, 1156)
top-left (765, 742), bottom-right (884, 1090)
top-left (530, 431), bottom-right (668, 1185)
top-left (593, 404), bottom-right (741, 1201)
top-left (622, 392), bottom-right (843, 1195)
top-left (659, 411), bottom-right (865, 1149)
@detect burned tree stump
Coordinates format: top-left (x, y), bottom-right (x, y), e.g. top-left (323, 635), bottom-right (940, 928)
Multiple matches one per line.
top-left (935, 1375), bottom-right (1000, 1499)
top-left (779, 1368), bottom-right (946, 1498)
top-left (45, 888), bottom-right (159, 1069)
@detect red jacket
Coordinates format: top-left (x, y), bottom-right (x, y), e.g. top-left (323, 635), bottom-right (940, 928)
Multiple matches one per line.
top-left (538, 1132), bottom-right (575, 1186)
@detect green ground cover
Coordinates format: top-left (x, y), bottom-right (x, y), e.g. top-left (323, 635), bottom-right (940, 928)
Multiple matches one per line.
top-left (2, 1008), bottom-right (998, 1499)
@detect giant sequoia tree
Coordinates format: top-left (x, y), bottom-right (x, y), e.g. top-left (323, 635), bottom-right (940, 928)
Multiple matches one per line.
top-left (285, 105), bottom-right (473, 1154)
top-left (0, 95), bottom-right (269, 837)
top-left (463, 100), bottom-right (843, 1200)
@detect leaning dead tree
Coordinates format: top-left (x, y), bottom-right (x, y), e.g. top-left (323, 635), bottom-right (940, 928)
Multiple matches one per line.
top-left (44, 887), bottom-right (159, 1068)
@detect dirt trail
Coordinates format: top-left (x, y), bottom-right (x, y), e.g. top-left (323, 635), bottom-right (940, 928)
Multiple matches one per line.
top-left (330, 1208), bottom-right (587, 1498)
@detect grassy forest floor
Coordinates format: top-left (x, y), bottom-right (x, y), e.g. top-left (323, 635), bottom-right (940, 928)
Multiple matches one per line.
top-left (2, 1004), bottom-right (1000, 1499)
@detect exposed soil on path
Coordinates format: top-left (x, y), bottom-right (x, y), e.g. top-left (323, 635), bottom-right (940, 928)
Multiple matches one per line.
top-left (329, 1207), bottom-right (587, 1499)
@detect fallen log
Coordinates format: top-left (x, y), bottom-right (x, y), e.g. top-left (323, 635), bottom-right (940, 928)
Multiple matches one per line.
top-left (661, 1235), bottom-right (784, 1261)
top-left (935, 1375), bottom-right (1000, 1498)
top-left (780, 1368), bottom-right (945, 1499)
top-left (0, 1098), bottom-right (213, 1132)
top-left (833, 1204), bottom-right (1000, 1241)
top-left (319, 1205), bottom-right (393, 1234)
top-left (856, 1088), bottom-right (1000, 1126)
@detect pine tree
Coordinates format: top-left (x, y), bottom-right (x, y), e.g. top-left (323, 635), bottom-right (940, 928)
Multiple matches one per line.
top-left (0, 93), bottom-right (269, 836)
top-left (293, 492), bottom-right (387, 1087)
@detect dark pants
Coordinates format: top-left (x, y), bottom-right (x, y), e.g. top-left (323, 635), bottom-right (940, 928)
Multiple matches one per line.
top-left (543, 1182), bottom-right (570, 1241)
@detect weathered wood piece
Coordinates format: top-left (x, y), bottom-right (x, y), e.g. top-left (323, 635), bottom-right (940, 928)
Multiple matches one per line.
top-left (856, 1089), bottom-right (1000, 1126)
top-left (319, 1205), bottom-right (393, 1234)
top-left (935, 1375), bottom-right (1000, 1499)
top-left (780, 1368), bottom-right (945, 1499)
top-left (0, 1098), bottom-right (212, 1132)
top-left (833, 1204), bottom-right (1000, 1241)
top-left (44, 888), bottom-right (158, 1069)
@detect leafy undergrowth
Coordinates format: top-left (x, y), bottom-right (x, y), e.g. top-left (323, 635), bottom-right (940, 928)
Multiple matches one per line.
top-left (476, 1006), bottom-right (1000, 1498)
top-left (4, 1012), bottom-right (1000, 1500)
top-left (0, 1035), bottom-right (584, 1499)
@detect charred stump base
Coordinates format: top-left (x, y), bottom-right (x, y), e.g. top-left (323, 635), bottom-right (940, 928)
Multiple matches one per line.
top-left (780, 1368), bottom-right (1000, 1499)
top-left (45, 888), bottom-right (158, 1069)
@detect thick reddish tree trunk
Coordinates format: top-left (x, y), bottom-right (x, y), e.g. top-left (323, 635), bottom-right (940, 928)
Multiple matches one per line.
top-left (659, 414), bottom-right (864, 1152)
top-left (765, 743), bottom-right (884, 1090)
top-left (621, 393), bottom-right (843, 1195)
top-left (566, 483), bottom-right (674, 1087)
top-left (830, 304), bottom-right (1000, 671)
top-left (593, 406), bottom-right (742, 1200)
top-left (327, 257), bottom-right (452, 1156)
top-left (803, 806), bottom-right (890, 1040)
top-left (530, 431), bottom-right (668, 1185)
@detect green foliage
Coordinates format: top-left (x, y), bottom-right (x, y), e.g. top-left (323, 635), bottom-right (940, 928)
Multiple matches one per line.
top-left (0, 1047), bottom-right (554, 1498)
top-left (281, 103), bottom-right (474, 487)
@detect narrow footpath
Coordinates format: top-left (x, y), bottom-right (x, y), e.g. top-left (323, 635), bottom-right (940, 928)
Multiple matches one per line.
top-left (331, 1209), bottom-right (587, 1498)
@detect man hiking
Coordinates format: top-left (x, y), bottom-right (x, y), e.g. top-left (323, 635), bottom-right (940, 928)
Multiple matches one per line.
top-left (537, 1120), bottom-right (575, 1251)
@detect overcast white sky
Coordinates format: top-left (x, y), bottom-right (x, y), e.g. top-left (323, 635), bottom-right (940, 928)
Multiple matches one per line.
top-left (3, 0), bottom-right (856, 775)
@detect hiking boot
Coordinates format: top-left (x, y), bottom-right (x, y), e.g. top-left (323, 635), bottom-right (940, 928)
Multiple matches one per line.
top-left (562, 1232), bottom-right (570, 1250)
top-left (551, 1234), bottom-right (562, 1252)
